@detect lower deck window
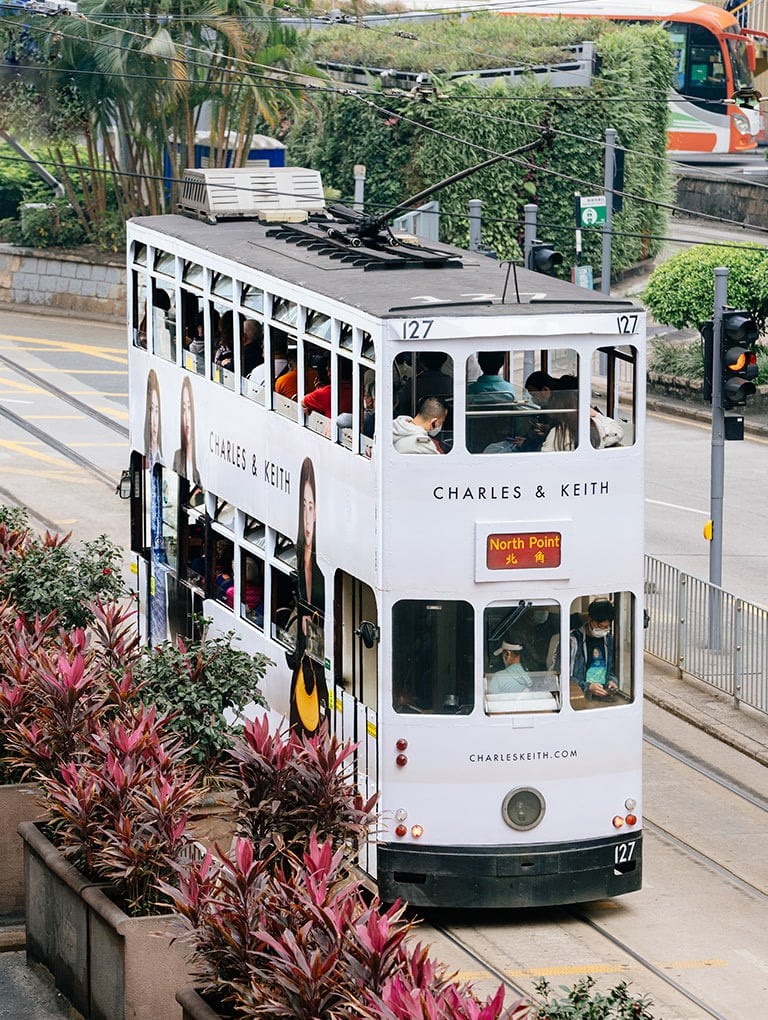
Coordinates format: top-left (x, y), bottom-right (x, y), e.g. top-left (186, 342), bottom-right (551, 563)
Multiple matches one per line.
top-left (392, 600), bottom-right (473, 714)
top-left (484, 601), bottom-right (561, 714)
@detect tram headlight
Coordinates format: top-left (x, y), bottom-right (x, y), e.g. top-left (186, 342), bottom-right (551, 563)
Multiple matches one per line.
top-left (501, 787), bottom-right (546, 831)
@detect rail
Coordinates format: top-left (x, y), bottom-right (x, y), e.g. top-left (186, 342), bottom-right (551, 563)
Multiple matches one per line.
top-left (644, 555), bottom-right (768, 719)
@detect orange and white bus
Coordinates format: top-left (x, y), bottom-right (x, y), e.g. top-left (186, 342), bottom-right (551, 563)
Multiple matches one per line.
top-left (484, 0), bottom-right (768, 154)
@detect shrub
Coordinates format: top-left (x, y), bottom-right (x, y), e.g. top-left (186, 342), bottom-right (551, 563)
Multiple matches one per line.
top-left (165, 834), bottom-right (533, 1020)
top-left (642, 244), bottom-right (768, 332)
top-left (225, 716), bottom-right (378, 860)
top-left (649, 337), bottom-right (768, 385)
top-left (0, 513), bottom-right (125, 629)
top-left (533, 976), bottom-right (654, 1019)
top-left (130, 628), bottom-right (271, 779)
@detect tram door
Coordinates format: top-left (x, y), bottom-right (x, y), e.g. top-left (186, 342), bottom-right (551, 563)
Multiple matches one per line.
top-left (333, 571), bottom-right (379, 873)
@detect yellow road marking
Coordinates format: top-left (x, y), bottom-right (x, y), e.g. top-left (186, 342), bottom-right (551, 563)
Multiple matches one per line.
top-left (456, 958), bottom-right (727, 980)
top-left (0, 465), bottom-right (98, 483)
top-left (0, 439), bottom-right (72, 466)
top-left (37, 369), bottom-right (127, 375)
top-left (94, 406), bottom-right (129, 419)
top-left (0, 334), bottom-right (126, 365)
top-left (0, 378), bottom-right (44, 394)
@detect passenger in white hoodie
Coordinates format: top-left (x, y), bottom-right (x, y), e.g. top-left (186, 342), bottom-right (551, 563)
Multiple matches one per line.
top-left (392, 396), bottom-right (448, 455)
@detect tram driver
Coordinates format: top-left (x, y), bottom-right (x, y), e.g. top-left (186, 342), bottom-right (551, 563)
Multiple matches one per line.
top-left (487, 642), bottom-right (532, 695)
top-left (569, 600), bottom-right (620, 700)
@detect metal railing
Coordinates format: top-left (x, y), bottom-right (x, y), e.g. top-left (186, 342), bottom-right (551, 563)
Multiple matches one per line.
top-left (644, 555), bottom-right (768, 718)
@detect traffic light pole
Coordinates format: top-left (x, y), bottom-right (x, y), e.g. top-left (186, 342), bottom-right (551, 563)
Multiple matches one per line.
top-left (708, 267), bottom-right (728, 648)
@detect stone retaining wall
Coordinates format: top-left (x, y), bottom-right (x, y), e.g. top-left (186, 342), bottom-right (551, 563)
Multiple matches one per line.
top-left (675, 171), bottom-right (768, 229)
top-left (0, 243), bottom-right (125, 319)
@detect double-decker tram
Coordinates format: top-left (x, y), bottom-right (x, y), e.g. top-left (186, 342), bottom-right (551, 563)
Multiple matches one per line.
top-left (127, 167), bottom-right (644, 908)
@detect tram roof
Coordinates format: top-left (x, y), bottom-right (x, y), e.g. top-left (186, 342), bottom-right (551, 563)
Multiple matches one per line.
top-left (131, 213), bottom-right (642, 321)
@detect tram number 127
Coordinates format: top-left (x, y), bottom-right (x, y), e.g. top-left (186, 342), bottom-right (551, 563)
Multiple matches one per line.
top-left (614, 841), bottom-right (637, 865)
top-left (402, 319), bottom-right (435, 340)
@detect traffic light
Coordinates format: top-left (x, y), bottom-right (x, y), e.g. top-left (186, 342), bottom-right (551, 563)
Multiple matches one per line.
top-left (701, 319), bottom-right (714, 403)
top-left (720, 309), bottom-right (759, 408)
top-left (527, 240), bottom-right (563, 275)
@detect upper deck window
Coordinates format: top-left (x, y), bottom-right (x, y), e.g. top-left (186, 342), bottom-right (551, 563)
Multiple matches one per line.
top-left (154, 250), bottom-right (176, 277)
top-left (392, 351), bottom-right (453, 455)
top-left (272, 298), bottom-right (298, 329)
top-left (361, 331), bottom-right (375, 363)
top-left (132, 242), bottom-right (147, 267)
top-left (182, 261), bottom-right (204, 291)
top-left (306, 311), bottom-right (332, 342)
top-left (212, 273), bottom-right (233, 302)
top-left (339, 322), bottom-right (353, 351)
top-left (466, 348), bottom-right (578, 455)
top-left (242, 285), bottom-right (264, 315)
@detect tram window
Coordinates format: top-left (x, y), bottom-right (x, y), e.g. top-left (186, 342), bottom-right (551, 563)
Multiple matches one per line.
top-left (238, 552), bottom-right (264, 629)
top-left (275, 531), bottom-right (297, 571)
top-left (330, 355), bottom-right (355, 447)
top-left (392, 352), bottom-right (454, 454)
top-left (243, 515), bottom-right (266, 550)
top-left (212, 537), bottom-right (235, 609)
top-left (242, 285), bottom-right (264, 316)
top-left (467, 348), bottom-right (578, 454)
top-left (210, 308), bottom-right (238, 391)
top-left (272, 298), bottom-right (298, 329)
top-left (302, 344), bottom-right (340, 439)
top-left (132, 242), bottom-right (147, 267)
top-left (483, 602), bottom-right (561, 714)
top-left (161, 472), bottom-right (179, 572)
top-left (339, 322), bottom-right (353, 351)
top-left (132, 272), bottom-right (148, 348)
top-left (334, 571), bottom-right (377, 711)
top-left (153, 250), bottom-right (175, 277)
top-left (591, 345), bottom-right (635, 448)
top-left (271, 568), bottom-right (297, 651)
top-left (240, 318), bottom-right (264, 400)
top-left (338, 365), bottom-right (375, 456)
top-left (212, 273), bottom-right (233, 303)
top-left (180, 512), bottom-right (206, 591)
top-left (151, 283), bottom-right (176, 363)
top-left (361, 331), bottom-right (375, 363)
top-left (213, 498), bottom-right (235, 531)
top-left (181, 289), bottom-right (205, 375)
top-left (568, 593), bottom-right (635, 710)
top-left (182, 261), bottom-right (204, 291)
top-left (392, 600), bottom-right (474, 714)
top-left (306, 310), bottom-right (332, 342)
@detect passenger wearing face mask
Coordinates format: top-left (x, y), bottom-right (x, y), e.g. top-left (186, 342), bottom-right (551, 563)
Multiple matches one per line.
top-left (569, 600), bottom-right (619, 700)
top-left (512, 607), bottom-right (560, 674)
top-left (392, 396), bottom-right (448, 455)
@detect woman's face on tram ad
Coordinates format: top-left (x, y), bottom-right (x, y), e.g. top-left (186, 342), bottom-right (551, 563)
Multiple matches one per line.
top-left (149, 386), bottom-right (160, 453)
top-left (302, 479), bottom-right (316, 553)
top-left (181, 385), bottom-right (192, 445)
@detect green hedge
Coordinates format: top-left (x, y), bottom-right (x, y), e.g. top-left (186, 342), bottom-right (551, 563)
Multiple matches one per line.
top-left (290, 16), bottom-right (673, 272)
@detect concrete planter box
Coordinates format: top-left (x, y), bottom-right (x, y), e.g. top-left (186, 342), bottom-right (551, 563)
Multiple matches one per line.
top-left (20, 821), bottom-right (194, 1020)
top-left (176, 987), bottom-right (225, 1020)
top-left (0, 783), bottom-right (45, 919)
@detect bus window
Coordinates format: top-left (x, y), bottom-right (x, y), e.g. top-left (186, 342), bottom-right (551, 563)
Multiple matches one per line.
top-left (334, 571), bottom-right (378, 711)
top-left (686, 24), bottom-right (727, 102)
top-left (468, 349), bottom-right (578, 454)
top-left (238, 551), bottom-right (264, 629)
top-left (568, 594), bottom-right (635, 710)
top-left (483, 602), bottom-right (560, 714)
top-left (591, 345), bottom-right (636, 449)
top-left (392, 600), bottom-right (473, 714)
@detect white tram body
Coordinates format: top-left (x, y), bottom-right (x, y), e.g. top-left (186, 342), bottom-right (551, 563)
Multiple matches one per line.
top-left (127, 174), bottom-right (644, 907)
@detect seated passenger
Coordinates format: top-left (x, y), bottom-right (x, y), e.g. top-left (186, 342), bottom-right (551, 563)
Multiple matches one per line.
top-left (590, 407), bottom-right (624, 448)
top-left (525, 371), bottom-right (560, 409)
top-left (302, 357), bottom-right (353, 419)
top-left (225, 558), bottom-right (263, 612)
top-left (468, 352), bottom-right (516, 397)
top-left (392, 396), bottom-right (448, 454)
top-left (484, 413), bottom-right (551, 453)
top-left (569, 600), bottom-right (619, 699)
top-left (241, 319), bottom-right (263, 378)
top-left (487, 641), bottom-right (532, 694)
top-left (541, 387), bottom-right (578, 451)
top-left (337, 380), bottom-right (375, 438)
top-left (250, 331), bottom-right (287, 389)
top-left (275, 350), bottom-right (299, 400)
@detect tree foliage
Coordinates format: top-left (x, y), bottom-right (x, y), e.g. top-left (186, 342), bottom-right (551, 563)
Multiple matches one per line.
top-left (291, 18), bottom-right (673, 273)
top-left (642, 243), bottom-right (768, 331)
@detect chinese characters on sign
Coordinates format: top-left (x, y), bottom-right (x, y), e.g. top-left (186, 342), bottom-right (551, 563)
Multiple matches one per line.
top-left (486, 532), bottom-right (562, 570)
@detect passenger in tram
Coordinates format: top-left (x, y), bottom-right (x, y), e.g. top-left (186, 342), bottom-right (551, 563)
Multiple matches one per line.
top-left (569, 600), bottom-right (620, 700)
top-left (392, 395), bottom-right (448, 454)
top-left (241, 319), bottom-right (263, 378)
top-left (249, 330), bottom-right (287, 390)
top-left (224, 558), bottom-right (263, 614)
top-left (172, 377), bottom-right (201, 486)
top-left (524, 370), bottom-right (560, 408)
top-left (336, 380), bottom-right (375, 438)
top-left (511, 607), bottom-right (560, 673)
top-left (541, 386), bottom-right (579, 451)
top-left (214, 311), bottom-right (234, 369)
top-left (483, 413), bottom-right (551, 454)
top-left (301, 355), bottom-right (353, 419)
top-left (487, 642), bottom-right (532, 694)
top-left (467, 352), bottom-right (517, 397)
